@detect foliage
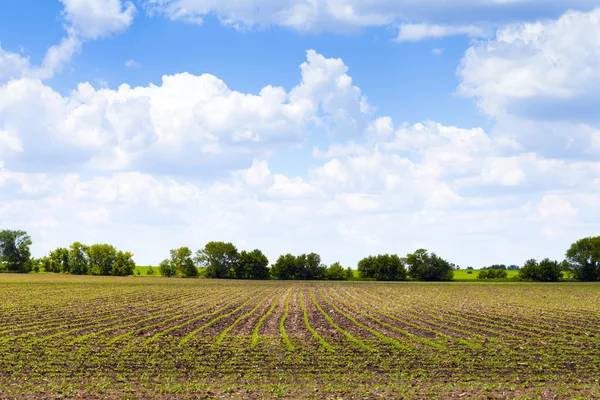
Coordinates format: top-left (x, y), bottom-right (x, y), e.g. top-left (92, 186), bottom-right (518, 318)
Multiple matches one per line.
top-left (271, 254), bottom-right (298, 280)
top-left (159, 259), bottom-right (177, 277)
top-left (477, 269), bottom-right (508, 279)
top-left (197, 242), bottom-right (238, 279)
top-left (169, 247), bottom-right (197, 277)
top-left (68, 242), bottom-right (89, 275)
top-left (405, 249), bottom-right (454, 281)
top-left (146, 266), bottom-right (155, 276)
top-left (237, 249), bottom-right (270, 279)
top-left (482, 264), bottom-right (507, 270)
top-left (296, 253), bottom-right (327, 280)
top-left (326, 262), bottom-right (348, 280)
top-left (113, 251), bottom-right (136, 276)
top-left (565, 236), bottom-right (600, 281)
top-left (42, 248), bottom-right (69, 273)
top-left (0, 230), bottom-right (32, 273)
top-left (519, 258), bottom-right (563, 282)
top-left (357, 254), bottom-right (406, 281)
top-left (88, 244), bottom-right (118, 276)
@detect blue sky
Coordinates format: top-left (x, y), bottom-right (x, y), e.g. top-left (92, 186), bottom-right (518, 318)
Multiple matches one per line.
top-left (1, 0), bottom-right (600, 268)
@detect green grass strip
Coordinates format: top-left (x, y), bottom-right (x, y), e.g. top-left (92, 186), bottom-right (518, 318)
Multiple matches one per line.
top-left (280, 286), bottom-right (295, 351)
top-left (252, 287), bottom-right (288, 346)
top-left (216, 288), bottom-right (279, 345)
top-left (299, 286), bottom-right (332, 351)
top-left (179, 290), bottom-right (268, 345)
top-left (309, 287), bottom-right (373, 352)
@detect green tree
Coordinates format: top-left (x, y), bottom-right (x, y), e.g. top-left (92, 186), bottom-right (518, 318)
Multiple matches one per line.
top-left (358, 254), bottom-right (406, 281)
top-left (112, 251), bottom-right (136, 276)
top-left (159, 259), bottom-right (177, 277)
top-left (68, 242), bottom-right (89, 275)
top-left (477, 269), bottom-right (508, 279)
top-left (197, 242), bottom-right (238, 279)
top-left (519, 258), bottom-right (562, 282)
top-left (237, 249), bottom-right (270, 279)
top-left (270, 254), bottom-right (297, 280)
top-left (565, 236), bottom-right (600, 281)
top-left (146, 266), bottom-right (156, 276)
top-left (88, 244), bottom-right (118, 275)
top-left (296, 253), bottom-right (326, 280)
top-left (49, 248), bottom-right (70, 273)
top-left (405, 249), bottom-right (454, 281)
top-left (0, 230), bottom-right (32, 273)
top-left (169, 247), bottom-right (197, 277)
top-left (326, 262), bottom-right (348, 280)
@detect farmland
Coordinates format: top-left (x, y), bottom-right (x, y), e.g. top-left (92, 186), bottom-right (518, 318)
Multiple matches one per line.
top-left (1, 275), bottom-right (599, 399)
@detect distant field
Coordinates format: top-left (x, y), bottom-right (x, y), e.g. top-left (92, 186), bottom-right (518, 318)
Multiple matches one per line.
top-left (453, 269), bottom-right (520, 280)
top-left (135, 265), bottom-right (160, 275)
top-left (0, 274), bottom-right (599, 398)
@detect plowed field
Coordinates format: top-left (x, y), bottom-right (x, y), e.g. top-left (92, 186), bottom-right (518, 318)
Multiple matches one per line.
top-left (1, 274), bottom-right (599, 399)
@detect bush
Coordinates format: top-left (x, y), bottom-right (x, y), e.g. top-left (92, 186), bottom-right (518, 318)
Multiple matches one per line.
top-left (477, 269), bottom-right (508, 279)
top-left (357, 254), bottom-right (406, 281)
top-left (326, 262), bottom-right (348, 280)
top-left (405, 249), bottom-right (453, 281)
top-left (159, 259), bottom-right (177, 278)
top-left (146, 267), bottom-right (155, 276)
top-left (519, 258), bottom-right (563, 282)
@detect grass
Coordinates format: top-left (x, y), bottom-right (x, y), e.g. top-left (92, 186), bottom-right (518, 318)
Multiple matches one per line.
top-left (453, 269), bottom-right (520, 280)
top-left (0, 274), bottom-right (599, 399)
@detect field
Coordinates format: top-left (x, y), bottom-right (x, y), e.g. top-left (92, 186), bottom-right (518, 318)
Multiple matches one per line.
top-left (453, 269), bottom-right (520, 280)
top-left (1, 275), bottom-right (599, 399)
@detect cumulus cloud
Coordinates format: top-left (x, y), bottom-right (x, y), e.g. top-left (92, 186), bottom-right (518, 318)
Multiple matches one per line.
top-left (0, 51), bottom-right (368, 175)
top-left (142, 0), bottom-right (596, 38)
top-left (59, 0), bottom-right (137, 39)
top-left (5, 7), bottom-right (600, 268)
top-left (458, 8), bottom-right (600, 121)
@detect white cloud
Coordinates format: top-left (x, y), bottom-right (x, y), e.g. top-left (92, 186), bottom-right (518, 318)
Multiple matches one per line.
top-left (125, 59), bottom-right (141, 68)
top-left (538, 195), bottom-right (578, 219)
top-left (0, 51), bottom-right (368, 174)
top-left (141, 0), bottom-right (596, 39)
top-left (5, 8), bottom-right (600, 269)
top-left (396, 24), bottom-right (485, 42)
top-left (458, 8), bottom-right (600, 121)
top-left (0, 45), bottom-right (30, 85)
top-left (59, 0), bottom-right (137, 39)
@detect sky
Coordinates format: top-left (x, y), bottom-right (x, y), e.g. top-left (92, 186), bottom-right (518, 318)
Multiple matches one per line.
top-left (1, 0), bottom-right (600, 268)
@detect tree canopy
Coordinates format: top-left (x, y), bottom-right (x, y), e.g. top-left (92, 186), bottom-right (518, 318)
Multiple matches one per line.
top-left (565, 236), bottom-right (600, 281)
top-left (358, 254), bottom-right (406, 281)
top-left (405, 249), bottom-right (454, 281)
top-left (0, 230), bottom-right (32, 273)
top-left (519, 258), bottom-right (563, 282)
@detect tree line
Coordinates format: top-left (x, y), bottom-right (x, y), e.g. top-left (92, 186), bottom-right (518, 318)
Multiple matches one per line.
top-left (0, 231), bottom-right (135, 276)
top-left (2, 229), bottom-right (600, 282)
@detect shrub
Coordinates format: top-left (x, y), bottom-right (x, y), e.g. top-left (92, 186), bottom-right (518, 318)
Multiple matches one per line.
top-left (357, 254), bottom-right (406, 281)
top-left (405, 249), bottom-right (454, 281)
top-left (519, 258), bottom-right (562, 282)
top-left (477, 269), bottom-right (508, 279)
